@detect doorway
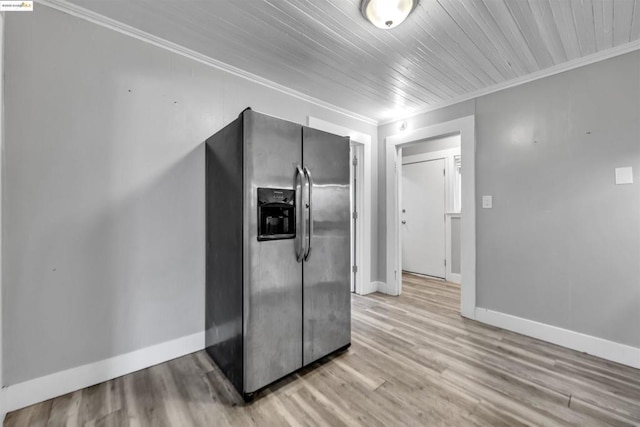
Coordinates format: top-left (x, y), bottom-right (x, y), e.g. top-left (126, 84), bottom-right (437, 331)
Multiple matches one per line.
top-left (400, 134), bottom-right (462, 283)
top-left (385, 115), bottom-right (476, 319)
top-left (401, 158), bottom-right (446, 278)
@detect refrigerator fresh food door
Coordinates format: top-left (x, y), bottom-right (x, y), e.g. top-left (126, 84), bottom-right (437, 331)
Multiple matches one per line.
top-left (302, 126), bottom-right (351, 366)
top-left (243, 110), bottom-right (303, 393)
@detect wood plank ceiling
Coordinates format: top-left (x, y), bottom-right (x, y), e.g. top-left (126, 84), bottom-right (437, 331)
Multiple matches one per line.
top-left (64, 0), bottom-right (640, 122)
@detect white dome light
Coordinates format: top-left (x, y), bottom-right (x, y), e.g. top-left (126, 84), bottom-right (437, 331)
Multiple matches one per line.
top-left (360, 0), bottom-right (419, 30)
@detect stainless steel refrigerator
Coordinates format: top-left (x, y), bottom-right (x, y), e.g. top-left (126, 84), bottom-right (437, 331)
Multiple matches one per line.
top-left (205, 108), bottom-right (351, 399)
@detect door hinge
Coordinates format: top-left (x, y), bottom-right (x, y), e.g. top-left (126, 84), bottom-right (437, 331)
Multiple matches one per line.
top-left (352, 265), bottom-right (358, 273)
top-left (352, 211), bottom-right (358, 220)
top-left (444, 259), bottom-right (447, 266)
top-left (352, 156), bottom-right (358, 166)
top-left (443, 169), bottom-right (446, 176)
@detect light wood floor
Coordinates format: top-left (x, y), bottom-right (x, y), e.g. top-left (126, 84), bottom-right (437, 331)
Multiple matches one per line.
top-left (6, 273), bottom-right (640, 426)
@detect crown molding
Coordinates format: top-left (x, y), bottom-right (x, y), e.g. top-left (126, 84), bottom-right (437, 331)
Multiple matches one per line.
top-left (35, 0), bottom-right (378, 126)
top-left (380, 39), bottom-right (640, 126)
top-left (30, 1), bottom-right (640, 130)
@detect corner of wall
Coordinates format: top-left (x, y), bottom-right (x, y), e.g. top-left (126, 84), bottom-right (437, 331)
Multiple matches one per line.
top-left (359, 281), bottom-right (379, 295)
top-left (375, 281), bottom-right (397, 296)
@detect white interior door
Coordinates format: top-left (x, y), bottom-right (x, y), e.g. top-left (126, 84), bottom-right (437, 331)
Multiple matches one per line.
top-left (401, 159), bottom-right (446, 278)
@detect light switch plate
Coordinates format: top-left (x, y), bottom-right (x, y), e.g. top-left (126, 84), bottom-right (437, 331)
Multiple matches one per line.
top-left (482, 195), bottom-right (493, 209)
top-left (615, 167), bottom-right (633, 185)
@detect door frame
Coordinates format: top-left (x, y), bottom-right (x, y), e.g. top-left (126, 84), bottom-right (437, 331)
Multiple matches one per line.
top-left (307, 117), bottom-right (373, 295)
top-left (349, 143), bottom-right (364, 293)
top-left (385, 116), bottom-right (476, 319)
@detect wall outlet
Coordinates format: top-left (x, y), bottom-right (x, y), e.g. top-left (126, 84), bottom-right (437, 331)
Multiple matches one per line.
top-left (482, 195), bottom-right (493, 209)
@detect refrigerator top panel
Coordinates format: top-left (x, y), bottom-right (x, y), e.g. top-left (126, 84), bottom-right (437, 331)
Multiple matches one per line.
top-left (242, 110), bottom-right (303, 393)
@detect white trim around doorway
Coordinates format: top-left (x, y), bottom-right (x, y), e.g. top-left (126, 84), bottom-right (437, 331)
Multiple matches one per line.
top-left (349, 143), bottom-right (365, 294)
top-left (307, 117), bottom-right (374, 295)
top-left (385, 116), bottom-right (476, 319)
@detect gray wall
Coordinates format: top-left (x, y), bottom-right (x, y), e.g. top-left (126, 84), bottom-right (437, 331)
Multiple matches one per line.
top-left (475, 52), bottom-right (640, 347)
top-left (3, 6), bottom-right (377, 385)
top-left (451, 217), bottom-right (460, 275)
top-left (379, 51), bottom-right (640, 347)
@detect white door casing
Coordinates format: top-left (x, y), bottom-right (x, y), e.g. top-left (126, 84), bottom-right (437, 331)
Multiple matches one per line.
top-left (349, 144), bottom-right (363, 293)
top-left (385, 115), bottom-right (476, 319)
top-left (401, 159), bottom-right (446, 278)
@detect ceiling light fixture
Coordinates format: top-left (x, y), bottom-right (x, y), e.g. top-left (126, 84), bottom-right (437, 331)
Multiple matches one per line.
top-left (360, 0), bottom-right (419, 30)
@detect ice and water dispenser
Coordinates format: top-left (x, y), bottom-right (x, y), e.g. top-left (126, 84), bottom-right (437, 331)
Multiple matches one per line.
top-left (257, 188), bottom-right (295, 241)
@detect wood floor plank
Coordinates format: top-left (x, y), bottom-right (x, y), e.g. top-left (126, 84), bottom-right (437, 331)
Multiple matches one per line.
top-left (45, 390), bottom-right (82, 427)
top-left (5, 272), bottom-right (640, 426)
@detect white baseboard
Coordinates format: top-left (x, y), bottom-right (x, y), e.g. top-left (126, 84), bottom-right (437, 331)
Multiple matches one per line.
top-left (359, 281), bottom-right (379, 295)
top-left (375, 281), bottom-right (398, 296)
top-left (3, 332), bottom-right (205, 414)
top-left (475, 308), bottom-right (640, 369)
top-left (446, 273), bottom-right (461, 285)
top-left (1, 389), bottom-right (5, 425)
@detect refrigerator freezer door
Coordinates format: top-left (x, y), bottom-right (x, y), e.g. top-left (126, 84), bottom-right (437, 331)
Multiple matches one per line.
top-left (302, 127), bottom-right (351, 366)
top-left (243, 111), bottom-right (303, 393)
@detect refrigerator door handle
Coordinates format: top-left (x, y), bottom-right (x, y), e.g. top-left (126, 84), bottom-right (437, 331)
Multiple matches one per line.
top-left (303, 166), bottom-right (313, 261)
top-left (295, 165), bottom-right (305, 262)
